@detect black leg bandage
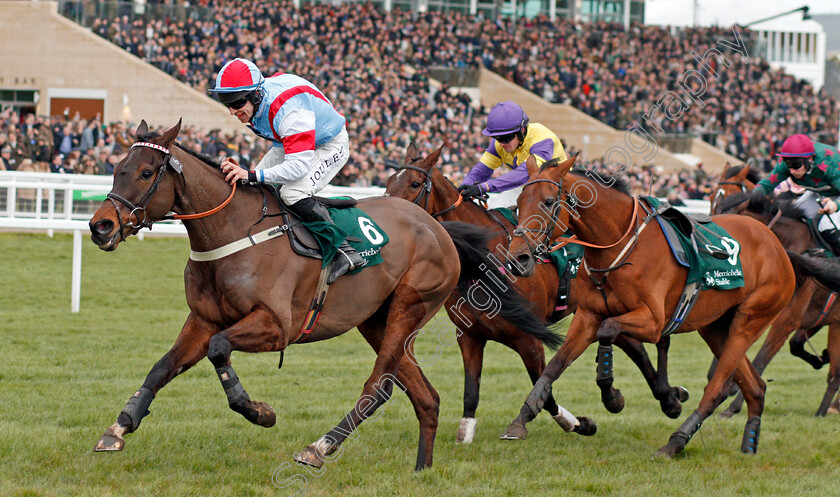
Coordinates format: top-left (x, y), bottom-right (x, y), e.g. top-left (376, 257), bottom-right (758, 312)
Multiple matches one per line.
top-left (668, 409), bottom-right (704, 447)
top-left (595, 344), bottom-right (614, 384)
top-left (741, 416), bottom-right (761, 454)
top-left (215, 365), bottom-right (250, 405)
top-left (121, 386), bottom-right (154, 433)
top-left (524, 377), bottom-right (552, 417)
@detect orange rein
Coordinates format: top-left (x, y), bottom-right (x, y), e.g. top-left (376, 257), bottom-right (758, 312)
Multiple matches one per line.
top-left (172, 181), bottom-right (237, 220)
top-left (549, 196), bottom-right (640, 251)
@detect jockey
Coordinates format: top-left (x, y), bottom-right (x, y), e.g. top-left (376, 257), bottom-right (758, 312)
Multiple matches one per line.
top-left (754, 133), bottom-right (840, 254)
top-left (210, 58), bottom-right (364, 284)
top-left (459, 101), bottom-right (567, 209)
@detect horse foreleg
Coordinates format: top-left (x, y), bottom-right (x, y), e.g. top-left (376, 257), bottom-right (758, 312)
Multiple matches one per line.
top-left (455, 331), bottom-right (486, 443)
top-left (94, 312), bottom-right (216, 452)
top-left (501, 310), bottom-right (600, 441)
top-left (206, 306), bottom-right (286, 428)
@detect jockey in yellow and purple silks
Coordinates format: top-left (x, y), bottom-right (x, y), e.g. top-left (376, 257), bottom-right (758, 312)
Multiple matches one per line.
top-left (755, 133), bottom-right (840, 254)
top-left (459, 101), bottom-right (567, 209)
top-left (209, 58), bottom-right (363, 284)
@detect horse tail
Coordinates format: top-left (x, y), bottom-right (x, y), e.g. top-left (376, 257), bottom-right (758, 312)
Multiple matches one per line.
top-left (441, 221), bottom-right (564, 350)
top-left (786, 251), bottom-right (840, 292)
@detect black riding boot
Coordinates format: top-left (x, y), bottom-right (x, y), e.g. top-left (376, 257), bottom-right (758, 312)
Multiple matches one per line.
top-left (288, 197), bottom-right (365, 284)
top-left (821, 227), bottom-right (840, 257)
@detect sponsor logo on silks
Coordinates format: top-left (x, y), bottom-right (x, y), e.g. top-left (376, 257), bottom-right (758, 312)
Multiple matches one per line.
top-left (358, 248), bottom-right (381, 258)
top-left (704, 268), bottom-right (743, 287)
top-left (720, 237), bottom-right (740, 265)
top-left (568, 257), bottom-right (582, 275)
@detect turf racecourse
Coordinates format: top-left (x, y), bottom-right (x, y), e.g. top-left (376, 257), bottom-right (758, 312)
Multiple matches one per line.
top-left (2, 232), bottom-right (840, 497)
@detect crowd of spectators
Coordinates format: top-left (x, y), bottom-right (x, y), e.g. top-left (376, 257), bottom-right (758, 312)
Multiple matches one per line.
top-left (13, 0), bottom-right (839, 203)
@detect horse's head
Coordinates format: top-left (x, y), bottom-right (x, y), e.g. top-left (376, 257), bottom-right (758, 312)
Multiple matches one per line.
top-left (384, 143), bottom-right (444, 212)
top-left (710, 162), bottom-right (758, 214)
top-left (509, 154), bottom-right (579, 277)
top-left (89, 120), bottom-right (183, 250)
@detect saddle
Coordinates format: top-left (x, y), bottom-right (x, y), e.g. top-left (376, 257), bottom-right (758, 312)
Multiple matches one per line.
top-left (647, 199), bottom-right (729, 266)
top-left (266, 186), bottom-right (358, 260)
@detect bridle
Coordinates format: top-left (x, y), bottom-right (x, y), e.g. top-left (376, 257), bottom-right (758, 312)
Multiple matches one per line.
top-left (106, 141), bottom-right (236, 241)
top-left (385, 160), bottom-right (463, 218)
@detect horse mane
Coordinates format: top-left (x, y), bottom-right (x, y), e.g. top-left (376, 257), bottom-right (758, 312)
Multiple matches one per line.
top-left (723, 164), bottom-right (761, 184)
top-left (569, 166), bottom-right (633, 196)
top-left (136, 130), bottom-right (221, 168)
top-left (717, 190), bottom-right (808, 221)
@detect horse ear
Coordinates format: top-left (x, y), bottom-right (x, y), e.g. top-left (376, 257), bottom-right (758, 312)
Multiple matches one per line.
top-left (136, 120), bottom-right (149, 137)
top-left (422, 144), bottom-right (444, 172)
top-left (161, 119), bottom-right (182, 146)
top-left (526, 154), bottom-right (540, 178)
top-left (723, 162), bottom-right (731, 172)
top-left (554, 153), bottom-right (578, 177)
top-left (405, 142), bottom-right (418, 164)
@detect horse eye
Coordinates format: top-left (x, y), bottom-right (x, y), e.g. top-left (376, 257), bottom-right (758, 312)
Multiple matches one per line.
top-left (544, 198), bottom-right (555, 206)
top-left (410, 181), bottom-right (421, 188)
top-left (141, 170), bottom-right (154, 180)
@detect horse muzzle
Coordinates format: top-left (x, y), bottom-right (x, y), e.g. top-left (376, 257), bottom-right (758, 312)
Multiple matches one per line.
top-left (90, 218), bottom-right (122, 251)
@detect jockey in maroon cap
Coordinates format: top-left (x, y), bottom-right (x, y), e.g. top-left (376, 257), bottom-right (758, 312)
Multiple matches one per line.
top-left (755, 134), bottom-right (840, 254)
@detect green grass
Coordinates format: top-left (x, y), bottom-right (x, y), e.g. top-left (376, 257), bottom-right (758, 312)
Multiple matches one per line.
top-left (2, 232), bottom-right (840, 496)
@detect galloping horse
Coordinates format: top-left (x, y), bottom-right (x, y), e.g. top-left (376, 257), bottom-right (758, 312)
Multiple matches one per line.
top-left (713, 164), bottom-right (840, 416)
top-left (501, 154), bottom-right (802, 456)
top-left (88, 120), bottom-right (550, 470)
top-left (385, 145), bottom-right (688, 441)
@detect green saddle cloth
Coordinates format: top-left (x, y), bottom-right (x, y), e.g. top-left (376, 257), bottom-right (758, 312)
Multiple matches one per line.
top-left (645, 197), bottom-right (744, 290)
top-left (301, 203), bottom-right (390, 270)
top-left (546, 234), bottom-right (584, 279)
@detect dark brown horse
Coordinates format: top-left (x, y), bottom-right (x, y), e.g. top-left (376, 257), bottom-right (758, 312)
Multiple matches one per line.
top-left (713, 164), bottom-right (840, 416)
top-left (500, 154), bottom-right (809, 456)
top-left (87, 120), bottom-right (552, 470)
top-left (385, 145), bottom-right (688, 441)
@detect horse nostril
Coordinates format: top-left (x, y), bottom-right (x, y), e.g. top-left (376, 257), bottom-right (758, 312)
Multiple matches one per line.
top-left (92, 220), bottom-right (113, 235)
top-left (516, 254), bottom-right (532, 266)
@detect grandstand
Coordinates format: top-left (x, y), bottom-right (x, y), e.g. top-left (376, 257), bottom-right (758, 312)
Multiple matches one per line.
top-left (1, 0), bottom-right (839, 193)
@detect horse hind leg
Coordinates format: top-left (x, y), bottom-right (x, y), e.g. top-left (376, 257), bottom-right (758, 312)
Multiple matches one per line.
top-left (790, 326), bottom-right (829, 370)
top-left (816, 324), bottom-right (840, 416)
top-left (295, 285), bottom-right (442, 471)
top-left (614, 334), bottom-right (688, 419)
top-left (206, 308), bottom-right (286, 428)
top-left (455, 330), bottom-right (486, 444)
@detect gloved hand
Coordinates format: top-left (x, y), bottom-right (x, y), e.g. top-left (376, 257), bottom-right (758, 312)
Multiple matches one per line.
top-left (458, 184), bottom-right (484, 198)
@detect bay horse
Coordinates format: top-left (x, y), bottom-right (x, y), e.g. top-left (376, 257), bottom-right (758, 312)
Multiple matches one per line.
top-left (713, 164), bottom-right (840, 416)
top-left (500, 154), bottom-right (804, 456)
top-left (87, 120), bottom-right (552, 470)
top-left (385, 144), bottom-right (688, 441)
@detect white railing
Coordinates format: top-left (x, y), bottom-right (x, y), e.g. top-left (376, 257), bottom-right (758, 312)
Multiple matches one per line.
top-left (0, 170), bottom-right (711, 312)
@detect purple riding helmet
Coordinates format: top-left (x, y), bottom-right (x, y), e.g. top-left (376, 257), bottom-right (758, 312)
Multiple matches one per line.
top-left (482, 101), bottom-right (529, 138)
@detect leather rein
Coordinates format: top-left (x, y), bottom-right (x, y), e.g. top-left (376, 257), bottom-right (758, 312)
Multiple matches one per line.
top-left (106, 141), bottom-right (236, 241)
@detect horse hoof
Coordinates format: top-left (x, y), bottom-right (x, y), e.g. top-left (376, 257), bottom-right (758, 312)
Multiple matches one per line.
top-left (827, 406), bottom-right (840, 415)
top-left (719, 409), bottom-right (736, 419)
top-left (573, 417), bottom-right (597, 436)
top-left (674, 386), bottom-right (689, 403)
top-left (661, 399), bottom-right (682, 419)
top-left (253, 401), bottom-right (276, 428)
top-left (653, 442), bottom-right (680, 459)
top-left (456, 417), bottom-right (477, 444)
top-left (603, 389), bottom-right (625, 414)
top-left (93, 432), bottom-right (125, 452)
top-left (294, 445), bottom-right (326, 469)
top-left (500, 422), bottom-right (527, 440)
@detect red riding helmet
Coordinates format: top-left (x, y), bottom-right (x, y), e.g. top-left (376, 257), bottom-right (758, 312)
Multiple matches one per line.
top-left (209, 58), bottom-right (265, 107)
top-left (777, 134), bottom-right (815, 158)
